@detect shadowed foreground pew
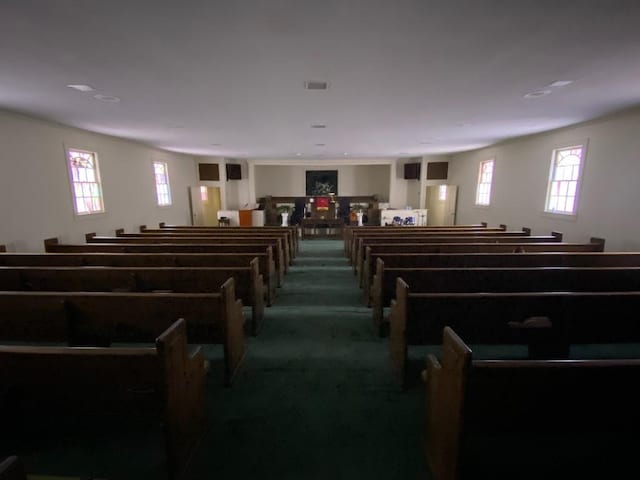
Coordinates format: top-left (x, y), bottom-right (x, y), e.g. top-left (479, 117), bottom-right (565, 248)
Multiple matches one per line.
top-left (360, 238), bottom-right (606, 293)
top-left (0, 319), bottom-right (206, 480)
top-left (423, 327), bottom-right (640, 480)
top-left (371, 264), bottom-right (640, 335)
top-left (389, 280), bottom-right (640, 386)
top-left (0, 252), bottom-right (277, 307)
top-left (0, 282), bottom-right (245, 385)
top-left (0, 263), bottom-right (265, 335)
top-left (0, 456), bottom-right (24, 480)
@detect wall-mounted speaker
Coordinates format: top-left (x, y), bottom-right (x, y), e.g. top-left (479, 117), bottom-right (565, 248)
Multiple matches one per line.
top-left (198, 163), bottom-right (219, 181)
top-left (226, 163), bottom-right (242, 180)
top-left (426, 162), bottom-right (448, 180)
top-left (404, 162), bottom-right (421, 180)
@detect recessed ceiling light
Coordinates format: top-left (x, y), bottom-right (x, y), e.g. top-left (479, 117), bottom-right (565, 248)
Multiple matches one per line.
top-left (304, 80), bottom-right (329, 90)
top-left (209, 143), bottom-right (221, 146)
top-left (93, 94), bottom-right (120, 103)
top-left (548, 80), bottom-right (573, 88)
top-left (523, 90), bottom-right (551, 99)
top-left (419, 141), bottom-right (432, 145)
top-left (315, 143), bottom-right (325, 147)
top-left (67, 84), bottom-right (95, 92)
top-left (343, 152), bottom-right (349, 156)
top-left (311, 124), bottom-right (327, 128)
top-left (296, 153), bottom-right (302, 156)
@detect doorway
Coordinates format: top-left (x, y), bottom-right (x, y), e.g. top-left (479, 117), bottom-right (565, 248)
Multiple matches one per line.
top-left (189, 186), bottom-right (221, 226)
top-left (425, 185), bottom-right (458, 225)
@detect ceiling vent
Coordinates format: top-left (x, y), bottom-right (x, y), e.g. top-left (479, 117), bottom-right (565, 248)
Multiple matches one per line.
top-left (304, 81), bottom-right (329, 91)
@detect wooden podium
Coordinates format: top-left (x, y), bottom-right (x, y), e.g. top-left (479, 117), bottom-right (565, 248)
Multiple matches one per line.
top-left (238, 209), bottom-right (253, 226)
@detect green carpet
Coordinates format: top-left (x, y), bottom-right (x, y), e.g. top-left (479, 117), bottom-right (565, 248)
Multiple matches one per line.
top-left (184, 239), bottom-right (429, 480)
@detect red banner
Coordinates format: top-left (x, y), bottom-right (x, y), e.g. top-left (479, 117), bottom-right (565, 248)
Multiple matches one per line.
top-left (315, 197), bottom-right (329, 210)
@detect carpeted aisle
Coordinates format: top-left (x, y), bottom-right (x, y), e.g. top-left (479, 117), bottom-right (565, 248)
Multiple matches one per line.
top-left (184, 239), bottom-right (429, 480)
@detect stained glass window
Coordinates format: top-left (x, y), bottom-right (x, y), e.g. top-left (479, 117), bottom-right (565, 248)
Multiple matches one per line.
top-left (475, 159), bottom-right (494, 206)
top-left (545, 145), bottom-right (584, 215)
top-left (67, 149), bottom-right (104, 215)
top-left (153, 161), bottom-right (172, 206)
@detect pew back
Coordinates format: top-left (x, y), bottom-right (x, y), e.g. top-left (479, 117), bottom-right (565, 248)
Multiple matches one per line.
top-left (0, 262), bottom-right (265, 335)
top-left (424, 327), bottom-right (640, 480)
top-left (0, 283), bottom-right (245, 385)
top-left (390, 280), bottom-right (640, 386)
top-left (0, 319), bottom-right (206, 479)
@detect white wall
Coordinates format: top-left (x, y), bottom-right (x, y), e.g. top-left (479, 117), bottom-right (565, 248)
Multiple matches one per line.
top-left (449, 106), bottom-right (640, 251)
top-left (252, 162), bottom-right (391, 200)
top-left (0, 110), bottom-right (197, 251)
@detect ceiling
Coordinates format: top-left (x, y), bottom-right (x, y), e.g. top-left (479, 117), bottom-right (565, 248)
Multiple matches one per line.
top-left (1, 0), bottom-right (640, 159)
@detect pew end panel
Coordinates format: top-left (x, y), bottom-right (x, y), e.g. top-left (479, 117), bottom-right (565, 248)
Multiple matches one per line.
top-left (388, 278), bottom-right (409, 386)
top-left (423, 327), bottom-right (472, 480)
top-left (155, 318), bottom-right (207, 479)
top-left (220, 278), bottom-right (247, 386)
top-left (0, 456), bottom-right (25, 480)
top-left (424, 327), bottom-right (640, 480)
top-left (0, 318), bottom-right (206, 480)
top-left (248, 257), bottom-right (265, 335)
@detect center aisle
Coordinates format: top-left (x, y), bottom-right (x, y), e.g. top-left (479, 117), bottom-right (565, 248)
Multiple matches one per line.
top-left (185, 239), bottom-right (428, 479)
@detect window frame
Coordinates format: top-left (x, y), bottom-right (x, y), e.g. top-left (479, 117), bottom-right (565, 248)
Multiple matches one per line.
top-left (153, 160), bottom-right (172, 207)
top-left (474, 158), bottom-right (495, 206)
top-left (543, 141), bottom-right (588, 217)
top-left (65, 146), bottom-right (106, 217)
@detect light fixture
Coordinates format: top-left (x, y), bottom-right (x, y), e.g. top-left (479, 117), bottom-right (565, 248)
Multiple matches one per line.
top-left (523, 90), bottom-right (551, 99)
top-left (209, 143), bottom-right (221, 146)
top-left (315, 143), bottom-right (325, 147)
top-left (67, 84), bottom-right (95, 92)
top-left (93, 94), bottom-right (120, 103)
top-left (311, 124), bottom-right (326, 129)
top-left (548, 80), bottom-right (573, 88)
top-left (296, 153), bottom-right (302, 156)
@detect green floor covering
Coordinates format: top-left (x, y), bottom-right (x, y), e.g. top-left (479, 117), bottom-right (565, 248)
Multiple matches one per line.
top-left (183, 238), bottom-right (429, 480)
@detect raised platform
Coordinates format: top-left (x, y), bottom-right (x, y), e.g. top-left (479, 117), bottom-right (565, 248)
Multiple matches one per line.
top-left (301, 218), bottom-right (345, 239)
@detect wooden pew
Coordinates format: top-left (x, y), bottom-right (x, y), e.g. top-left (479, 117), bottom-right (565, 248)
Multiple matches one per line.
top-left (346, 225), bottom-right (514, 261)
top-left (44, 238), bottom-right (285, 288)
top-left (0, 282), bottom-right (245, 386)
top-left (150, 223), bottom-right (300, 257)
top-left (0, 251), bottom-right (276, 307)
top-left (0, 456), bottom-right (25, 480)
top-left (372, 264), bottom-right (640, 335)
top-left (0, 319), bottom-right (206, 480)
top-left (0, 262), bottom-right (265, 335)
top-left (85, 233), bottom-right (290, 278)
top-left (423, 327), bottom-right (640, 480)
top-left (353, 231), bottom-right (559, 273)
top-left (347, 225), bottom-right (521, 261)
top-left (157, 222), bottom-right (300, 252)
top-left (343, 222), bottom-right (492, 252)
top-left (360, 238), bottom-right (606, 293)
top-left (122, 228), bottom-right (295, 265)
top-left (389, 280), bottom-right (640, 387)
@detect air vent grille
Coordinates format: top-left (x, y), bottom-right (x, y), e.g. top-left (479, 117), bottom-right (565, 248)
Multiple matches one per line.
top-left (304, 81), bottom-right (329, 90)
